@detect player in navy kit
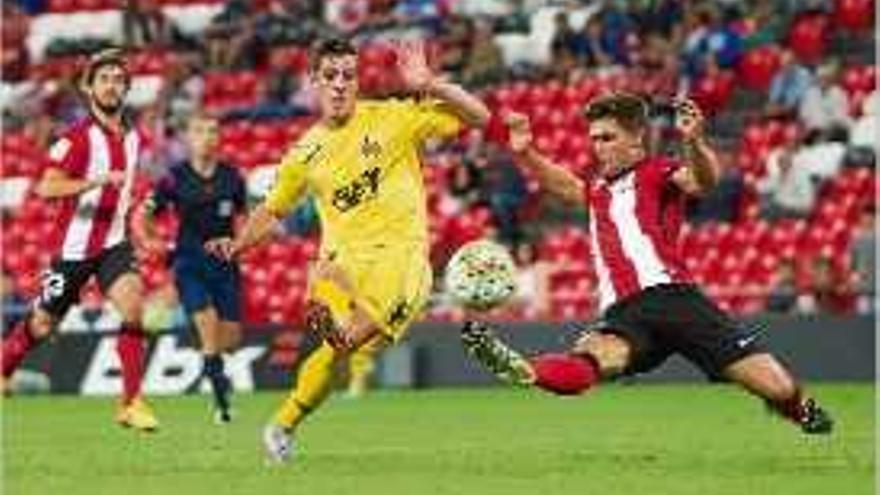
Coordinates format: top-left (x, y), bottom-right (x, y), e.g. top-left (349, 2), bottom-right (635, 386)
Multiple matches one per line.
top-left (139, 112), bottom-right (246, 423)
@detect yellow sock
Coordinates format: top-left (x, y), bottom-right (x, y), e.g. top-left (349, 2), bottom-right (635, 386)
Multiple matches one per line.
top-left (347, 347), bottom-right (377, 396)
top-left (274, 342), bottom-right (338, 430)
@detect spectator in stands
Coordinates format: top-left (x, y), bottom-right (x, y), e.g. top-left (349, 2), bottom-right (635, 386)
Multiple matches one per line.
top-left (508, 242), bottom-right (554, 320)
top-left (849, 89), bottom-right (878, 159)
top-left (638, 0), bottom-right (685, 41)
top-left (203, 1), bottom-right (264, 71)
top-left (766, 49), bottom-right (813, 119)
top-left (687, 149), bottom-right (743, 223)
top-left (596, 1), bottom-right (638, 66)
top-left (325, 0), bottom-right (369, 33)
top-left (2, 2), bottom-right (30, 83)
top-left (741, 1), bottom-right (786, 50)
top-left (439, 16), bottom-right (471, 74)
top-left (157, 53), bottom-right (204, 128)
top-left (461, 19), bottom-right (505, 88)
top-left (13, 0), bottom-right (43, 15)
top-left (851, 205), bottom-right (876, 314)
top-left (682, 5), bottom-right (742, 79)
top-left (804, 254), bottom-right (855, 315)
top-left (393, 0), bottom-right (442, 26)
top-left (550, 11), bottom-right (577, 62)
top-left (1, 270), bottom-right (28, 333)
top-left (798, 126), bottom-right (848, 179)
top-left (42, 67), bottom-right (86, 124)
top-left (137, 103), bottom-right (181, 179)
top-left (765, 259), bottom-right (808, 314)
top-left (491, 0), bottom-right (530, 34)
top-left (445, 157), bottom-right (482, 215)
top-left (223, 69), bottom-right (312, 122)
top-left (799, 61), bottom-right (851, 132)
top-left (757, 131), bottom-right (825, 219)
top-left (569, 15), bottom-right (613, 69)
top-left (357, 0), bottom-right (398, 36)
top-left (256, 0), bottom-right (326, 46)
top-left (121, 0), bottom-right (177, 48)
top-left (481, 147), bottom-right (527, 245)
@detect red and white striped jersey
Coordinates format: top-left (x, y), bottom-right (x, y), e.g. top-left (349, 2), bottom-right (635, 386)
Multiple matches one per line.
top-left (46, 116), bottom-right (141, 261)
top-left (585, 156), bottom-right (690, 311)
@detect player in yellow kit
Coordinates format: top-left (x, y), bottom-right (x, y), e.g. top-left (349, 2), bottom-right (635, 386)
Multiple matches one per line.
top-left (213, 36), bottom-right (491, 463)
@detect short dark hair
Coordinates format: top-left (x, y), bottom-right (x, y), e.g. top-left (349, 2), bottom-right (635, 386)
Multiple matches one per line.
top-left (84, 47), bottom-right (129, 86)
top-left (308, 36), bottom-right (358, 72)
top-left (583, 93), bottom-right (649, 132)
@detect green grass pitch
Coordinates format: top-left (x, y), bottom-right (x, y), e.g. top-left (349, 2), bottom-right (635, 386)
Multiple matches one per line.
top-left (2, 384), bottom-right (875, 495)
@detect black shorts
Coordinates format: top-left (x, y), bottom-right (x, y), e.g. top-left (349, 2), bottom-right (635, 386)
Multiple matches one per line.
top-left (593, 283), bottom-right (764, 380)
top-left (37, 242), bottom-right (138, 318)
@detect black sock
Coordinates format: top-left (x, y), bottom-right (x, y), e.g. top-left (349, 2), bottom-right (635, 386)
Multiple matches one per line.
top-left (203, 354), bottom-right (231, 413)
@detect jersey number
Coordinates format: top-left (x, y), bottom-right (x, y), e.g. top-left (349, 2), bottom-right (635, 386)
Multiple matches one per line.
top-left (40, 270), bottom-right (66, 303)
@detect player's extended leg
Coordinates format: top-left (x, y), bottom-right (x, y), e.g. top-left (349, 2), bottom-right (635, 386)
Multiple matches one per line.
top-left (461, 321), bottom-right (631, 395)
top-left (4, 261), bottom-right (89, 390)
top-left (106, 272), bottom-right (159, 431)
top-left (265, 301), bottom-right (389, 463)
top-left (346, 337), bottom-right (381, 398)
top-left (723, 353), bottom-right (833, 434)
top-left (192, 306), bottom-right (235, 423)
top-left (2, 309), bottom-right (55, 389)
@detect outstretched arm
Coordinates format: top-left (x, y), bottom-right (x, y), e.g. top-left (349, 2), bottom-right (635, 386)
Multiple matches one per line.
top-left (225, 204), bottom-right (283, 257)
top-left (35, 167), bottom-right (125, 199)
top-left (671, 98), bottom-right (721, 196)
top-left (507, 113), bottom-right (585, 207)
top-left (397, 40), bottom-right (490, 127)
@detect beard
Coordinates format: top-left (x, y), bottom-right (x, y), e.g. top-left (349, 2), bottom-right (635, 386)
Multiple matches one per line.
top-left (93, 96), bottom-right (122, 117)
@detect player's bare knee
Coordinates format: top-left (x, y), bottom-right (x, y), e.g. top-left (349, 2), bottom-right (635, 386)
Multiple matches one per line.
top-left (573, 333), bottom-right (631, 377)
top-left (224, 324), bottom-right (242, 350)
top-left (120, 307), bottom-right (143, 327)
top-left (29, 312), bottom-right (54, 340)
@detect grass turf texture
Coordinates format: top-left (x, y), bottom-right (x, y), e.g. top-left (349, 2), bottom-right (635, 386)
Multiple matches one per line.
top-left (2, 384), bottom-right (874, 495)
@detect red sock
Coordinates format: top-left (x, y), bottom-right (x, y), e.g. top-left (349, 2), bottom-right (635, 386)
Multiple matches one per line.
top-left (116, 324), bottom-right (146, 404)
top-left (769, 388), bottom-right (805, 424)
top-left (530, 352), bottom-right (600, 395)
top-left (2, 321), bottom-right (37, 378)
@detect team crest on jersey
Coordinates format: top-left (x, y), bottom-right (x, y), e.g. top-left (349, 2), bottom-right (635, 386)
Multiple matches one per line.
top-left (293, 143), bottom-right (322, 166)
top-left (48, 138), bottom-right (72, 162)
top-left (386, 299), bottom-right (411, 327)
top-left (218, 199), bottom-right (234, 217)
top-left (361, 135), bottom-right (382, 158)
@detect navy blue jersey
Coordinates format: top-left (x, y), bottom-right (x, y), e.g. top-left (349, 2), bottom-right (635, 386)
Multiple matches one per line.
top-left (152, 161), bottom-right (247, 255)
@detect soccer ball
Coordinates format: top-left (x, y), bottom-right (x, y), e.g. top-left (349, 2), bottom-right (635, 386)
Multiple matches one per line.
top-left (444, 239), bottom-right (517, 311)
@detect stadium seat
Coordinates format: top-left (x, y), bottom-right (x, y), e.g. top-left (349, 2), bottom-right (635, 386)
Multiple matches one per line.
top-left (737, 45), bottom-right (781, 91)
top-left (834, 0), bottom-right (875, 31)
top-left (786, 13), bottom-right (829, 64)
top-left (690, 70), bottom-right (735, 116)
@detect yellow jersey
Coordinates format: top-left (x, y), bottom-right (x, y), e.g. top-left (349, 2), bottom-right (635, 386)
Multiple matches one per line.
top-left (264, 98), bottom-right (462, 257)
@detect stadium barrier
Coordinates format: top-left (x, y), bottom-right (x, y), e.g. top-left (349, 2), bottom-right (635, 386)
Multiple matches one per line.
top-left (12, 315), bottom-right (875, 395)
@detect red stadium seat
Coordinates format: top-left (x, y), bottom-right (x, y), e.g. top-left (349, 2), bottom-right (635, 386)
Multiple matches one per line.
top-left (834, 0), bottom-right (875, 31)
top-left (737, 45), bottom-right (781, 91)
top-left (787, 14), bottom-right (829, 64)
top-left (690, 71), bottom-right (735, 116)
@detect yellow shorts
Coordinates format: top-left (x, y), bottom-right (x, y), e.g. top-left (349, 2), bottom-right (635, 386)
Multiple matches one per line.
top-left (309, 245), bottom-right (432, 342)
